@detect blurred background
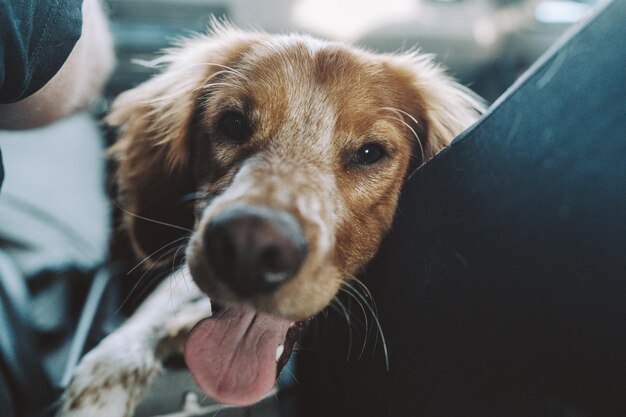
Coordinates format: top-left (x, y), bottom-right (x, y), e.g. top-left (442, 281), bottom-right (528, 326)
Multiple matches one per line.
top-left (0, 0), bottom-right (599, 416)
top-left (103, 0), bottom-right (597, 103)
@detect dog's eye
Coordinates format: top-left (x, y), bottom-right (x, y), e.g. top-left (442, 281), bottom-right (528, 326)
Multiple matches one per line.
top-left (351, 143), bottom-right (386, 166)
top-left (218, 111), bottom-right (252, 142)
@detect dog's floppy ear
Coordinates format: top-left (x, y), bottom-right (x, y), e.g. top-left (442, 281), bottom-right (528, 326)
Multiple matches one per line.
top-left (386, 52), bottom-right (486, 159)
top-left (108, 25), bottom-right (256, 263)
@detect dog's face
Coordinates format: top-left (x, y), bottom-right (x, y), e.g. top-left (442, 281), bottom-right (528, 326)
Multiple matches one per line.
top-left (110, 27), bottom-right (482, 319)
top-left (184, 38), bottom-right (436, 320)
top-left (109, 24), bottom-right (482, 405)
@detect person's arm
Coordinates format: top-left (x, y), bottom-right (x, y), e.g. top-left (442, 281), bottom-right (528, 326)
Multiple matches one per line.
top-left (0, 0), bottom-right (114, 130)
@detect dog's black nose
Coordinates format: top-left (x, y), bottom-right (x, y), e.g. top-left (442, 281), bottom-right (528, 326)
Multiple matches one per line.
top-left (203, 205), bottom-right (308, 296)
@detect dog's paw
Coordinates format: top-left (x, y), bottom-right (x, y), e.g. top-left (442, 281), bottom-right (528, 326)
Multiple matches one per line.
top-left (58, 277), bottom-right (210, 417)
top-left (58, 333), bottom-right (160, 417)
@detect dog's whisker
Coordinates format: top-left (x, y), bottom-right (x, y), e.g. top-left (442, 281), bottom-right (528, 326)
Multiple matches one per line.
top-left (181, 62), bottom-right (248, 81)
top-left (342, 276), bottom-right (374, 303)
top-left (169, 270), bottom-right (177, 317)
top-left (115, 270), bottom-right (161, 315)
top-left (207, 63), bottom-right (246, 79)
top-left (138, 62), bottom-right (249, 97)
top-left (139, 74), bottom-right (206, 104)
top-left (378, 106), bottom-right (425, 164)
top-left (191, 69), bottom-right (247, 94)
top-left (170, 245), bottom-right (188, 284)
top-left (350, 287), bottom-right (390, 371)
top-left (340, 280), bottom-right (372, 332)
top-left (342, 274), bottom-right (382, 349)
top-left (179, 261), bottom-right (192, 295)
top-left (345, 275), bottom-right (380, 315)
top-left (141, 88), bottom-right (191, 104)
top-left (136, 244), bottom-right (183, 281)
top-left (330, 296), bottom-right (354, 361)
top-left (113, 201), bottom-right (194, 233)
top-left (338, 285), bottom-right (371, 360)
top-left (198, 81), bottom-right (247, 93)
top-left (379, 106), bottom-right (420, 127)
top-left (168, 257), bottom-right (191, 314)
top-left (338, 276), bottom-right (389, 370)
top-left (132, 60), bottom-right (243, 74)
top-left (171, 243), bottom-right (188, 269)
top-left (127, 236), bottom-right (190, 275)
top-left (167, 265), bottom-right (197, 320)
top-left (338, 286), bottom-right (369, 336)
top-left (341, 290), bottom-right (370, 332)
top-left (380, 114), bottom-right (425, 165)
top-left (116, 245), bottom-right (187, 314)
top-left (142, 70), bottom-right (243, 105)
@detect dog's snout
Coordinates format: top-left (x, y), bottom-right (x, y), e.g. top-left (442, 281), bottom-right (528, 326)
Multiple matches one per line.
top-left (203, 205), bottom-right (308, 296)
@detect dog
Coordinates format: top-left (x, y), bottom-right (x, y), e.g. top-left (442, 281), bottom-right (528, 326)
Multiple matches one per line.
top-left (58, 22), bottom-right (484, 417)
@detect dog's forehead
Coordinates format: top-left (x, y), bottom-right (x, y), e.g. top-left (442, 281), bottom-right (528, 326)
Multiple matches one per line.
top-left (230, 36), bottom-right (405, 150)
top-left (239, 37), bottom-right (388, 103)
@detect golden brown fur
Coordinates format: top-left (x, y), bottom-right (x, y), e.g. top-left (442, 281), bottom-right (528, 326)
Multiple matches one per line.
top-left (108, 23), bottom-right (484, 321)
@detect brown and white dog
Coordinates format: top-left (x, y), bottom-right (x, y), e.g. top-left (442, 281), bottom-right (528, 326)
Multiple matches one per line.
top-left (59, 22), bottom-right (484, 416)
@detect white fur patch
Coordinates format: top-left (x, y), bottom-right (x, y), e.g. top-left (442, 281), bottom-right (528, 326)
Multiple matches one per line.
top-left (58, 274), bottom-right (210, 417)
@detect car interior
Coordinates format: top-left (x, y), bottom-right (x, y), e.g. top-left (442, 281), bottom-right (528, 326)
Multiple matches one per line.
top-left (0, 0), bottom-right (604, 416)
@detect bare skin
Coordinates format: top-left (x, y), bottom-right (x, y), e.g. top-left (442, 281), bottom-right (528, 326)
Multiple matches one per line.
top-left (0, 0), bottom-right (114, 130)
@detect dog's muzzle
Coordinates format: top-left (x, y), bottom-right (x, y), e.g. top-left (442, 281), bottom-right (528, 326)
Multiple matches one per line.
top-left (202, 204), bottom-right (308, 297)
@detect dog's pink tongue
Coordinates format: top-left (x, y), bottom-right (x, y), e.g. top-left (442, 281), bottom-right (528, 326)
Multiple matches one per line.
top-left (184, 307), bottom-right (291, 406)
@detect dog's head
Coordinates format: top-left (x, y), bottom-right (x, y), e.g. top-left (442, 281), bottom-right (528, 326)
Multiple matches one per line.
top-left (109, 23), bottom-right (483, 406)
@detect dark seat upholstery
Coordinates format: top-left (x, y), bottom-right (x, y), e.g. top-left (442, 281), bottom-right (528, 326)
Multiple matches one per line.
top-left (299, 1), bottom-right (626, 416)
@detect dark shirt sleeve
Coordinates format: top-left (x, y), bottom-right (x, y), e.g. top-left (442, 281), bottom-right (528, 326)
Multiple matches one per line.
top-left (0, 0), bottom-right (83, 104)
